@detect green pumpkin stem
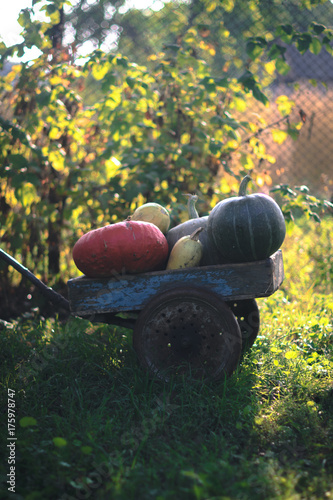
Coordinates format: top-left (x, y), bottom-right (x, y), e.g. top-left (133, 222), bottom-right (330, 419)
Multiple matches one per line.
top-left (238, 175), bottom-right (252, 197)
top-left (184, 194), bottom-right (199, 219)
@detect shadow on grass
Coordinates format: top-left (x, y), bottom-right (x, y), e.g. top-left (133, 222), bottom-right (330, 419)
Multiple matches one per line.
top-left (1, 313), bottom-right (332, 500)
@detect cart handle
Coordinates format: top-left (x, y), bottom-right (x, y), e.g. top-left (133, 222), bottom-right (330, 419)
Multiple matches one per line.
top-left (0, 248), bottom-right (70, 312)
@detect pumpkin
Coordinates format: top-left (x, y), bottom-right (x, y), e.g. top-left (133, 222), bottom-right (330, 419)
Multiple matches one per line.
top-left (166, 228), bottom-right (204, 270)
top-left (166, 195), bottom-right (227, 266)
top-left (207, 175), bottom-right (286, 263)
top-left (130, 202), bottom-right (170, 234)
top-left (73, 220), bottom-right (169, 277)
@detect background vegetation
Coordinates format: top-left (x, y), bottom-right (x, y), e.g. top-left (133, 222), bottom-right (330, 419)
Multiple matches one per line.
top-left (0, 2), bottom-right (333, 498)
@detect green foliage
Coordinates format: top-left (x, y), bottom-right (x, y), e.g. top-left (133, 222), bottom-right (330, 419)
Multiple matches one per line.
top-left (270, 184), bottom-right (333, 222)
top-left (281, 217), bottom-right (333, 297)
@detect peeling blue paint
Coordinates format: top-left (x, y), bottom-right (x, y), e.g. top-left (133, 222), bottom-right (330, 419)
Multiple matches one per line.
top-left (67, 251), bottom-right (284, 315)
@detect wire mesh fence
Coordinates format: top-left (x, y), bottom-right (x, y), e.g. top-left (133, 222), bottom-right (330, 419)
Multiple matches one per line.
top-left (76, 0), bottom-right (333, 199)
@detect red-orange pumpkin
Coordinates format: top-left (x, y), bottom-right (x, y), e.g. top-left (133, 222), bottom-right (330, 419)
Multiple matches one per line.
top-left (73, 220), bottom-right (169, 277)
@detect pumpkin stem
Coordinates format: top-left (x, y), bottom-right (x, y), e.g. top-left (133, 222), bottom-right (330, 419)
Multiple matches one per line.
top-left (238, 175), bottom-right (252, 197)
top-left (190, 227), bottom-right (204, 241)
top-left (184, 193), bottom-right (199, 219)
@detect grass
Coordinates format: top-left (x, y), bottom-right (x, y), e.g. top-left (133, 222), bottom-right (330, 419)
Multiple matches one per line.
top-left (0, 217), bottom-right (333, 500)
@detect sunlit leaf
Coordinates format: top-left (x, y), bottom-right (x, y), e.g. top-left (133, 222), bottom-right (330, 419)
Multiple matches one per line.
top-left (180, 133), bottom-right (191, 145)
top-left (105, 157), bottom-right (121, 179)
top-left (16, 183), bottom-right (39, 207)
top-left (206, 1), bottom-right (217, 13)
top-left (49, 150), bottom-right (65, 172)
top-left (240, 154), bottom-right (254, 170)
top-left (275, 95), bottom-right (295, 116)
top-left (271, 129), bottom-right (288, 144)
top-left (309, 38), bottom-right (322, 55)
top-left (285, 350), bottom-right (299, 359)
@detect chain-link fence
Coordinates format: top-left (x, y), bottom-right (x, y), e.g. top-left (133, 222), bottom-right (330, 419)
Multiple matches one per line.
top-left (83, 0), bottom-right (332, 199)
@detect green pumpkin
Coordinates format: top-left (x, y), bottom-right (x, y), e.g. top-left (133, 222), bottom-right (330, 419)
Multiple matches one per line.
top-left (207, 176), bottom-right (286, 263)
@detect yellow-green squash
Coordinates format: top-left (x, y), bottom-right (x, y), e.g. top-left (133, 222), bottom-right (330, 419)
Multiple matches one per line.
top-left (131, 202), bottom-right (170, 234)
top-left (166, 228), bottom-right (204, 270)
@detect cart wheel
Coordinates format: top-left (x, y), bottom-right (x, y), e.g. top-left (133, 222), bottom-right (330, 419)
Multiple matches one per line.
top-left (226, 299), bottom-right (260, 352)
top-left (133, 287), bottom-right (242, 382)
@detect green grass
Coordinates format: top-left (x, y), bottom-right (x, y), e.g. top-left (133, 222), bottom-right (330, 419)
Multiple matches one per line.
top-left (0, 217), bottom-right (333, 500)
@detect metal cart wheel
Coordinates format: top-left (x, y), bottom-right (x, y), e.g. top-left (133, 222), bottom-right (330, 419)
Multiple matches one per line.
top-left (226, 299), bottom-right (260, 352)
top-left (133, 286), bottom-right (242, 382)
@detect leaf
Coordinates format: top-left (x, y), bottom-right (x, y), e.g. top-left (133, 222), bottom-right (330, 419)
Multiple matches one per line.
top-left (285, 350), bottom-right (298, 359)
top-left (126, 76), bottom-right (136, 89)
top-left (18, 9), bottom-right (32, 28)
top-left (209, 140), bottom-right (222, 156)
top-left (8, 154), bottom-right (29, 169)
top-left (309, 38), bottom-right (322, 55)
top-left (268, 43), bottom-right (287, 60)
top-left (115, 56), bottom-right (128, 68)
top-left (20, 416), bottom-right (37, 427)
top-left (53, 437), bottom-right (68, 448)
top-left (206, 1), bottom-right (217, 13)
top-left (276, 58), bottom-right (290, 76)
top-left (180, 133), bottom-right (191, 145)
top-left (296, 33), bottom-right (313, 54)
top-left (221, 0), bottom-right (234, 12)
top-left (246, 37), bottom-right (267, 61)
top-left (310, 22), bottom-right (326, 35)
top-left (252, 86), bottom-right (269, 106)
top-left (295, 185), bottom-right (310, 194)
top-left (280, 24), bottom-right (294, 36)
top-left (309, 212), bottom-right (321, 223)
top-left (200, 76), bottom-right (216, 92)
top-left (287, 127), bottom-right (300, 141)
top-left (271, 129), bottom-right (288, 145)
top-left (275, 95), bottom-right (295, 116)
top-left (16, 183), bottom-right (39, 207)
top-left (275, 24), bottom-right (294, 43)
top-left (49, 150), bottom-right (65, 172)
top-left (238, 71), bottom-right (269, 105)
top-left (92, 63), bottom-right (110, 81)
top-left (81, 446), bottom-right (93, 455)
top-left (240, 153), bottom-right (254, 170)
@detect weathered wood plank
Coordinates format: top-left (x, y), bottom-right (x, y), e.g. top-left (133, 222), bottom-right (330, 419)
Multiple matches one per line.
top-left (68, 250), bottom-right (284, 316)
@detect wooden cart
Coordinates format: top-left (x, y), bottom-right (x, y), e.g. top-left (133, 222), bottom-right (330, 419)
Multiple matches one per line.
top-left (0, 248), bottom-right (283, 381)
top-left (67, 250), bottom-right (284, 381)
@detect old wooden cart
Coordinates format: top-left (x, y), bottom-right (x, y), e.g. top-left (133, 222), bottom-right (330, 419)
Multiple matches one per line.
top-left (0, 248), bottom-right (284, 382)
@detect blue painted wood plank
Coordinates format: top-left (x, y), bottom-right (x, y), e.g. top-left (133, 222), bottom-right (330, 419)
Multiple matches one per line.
top-left (67, 250), bottom-right (284, 316)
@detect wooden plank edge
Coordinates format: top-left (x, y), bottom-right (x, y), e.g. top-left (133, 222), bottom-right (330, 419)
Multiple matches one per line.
top-left (68, 249), bottom-right (283, 286)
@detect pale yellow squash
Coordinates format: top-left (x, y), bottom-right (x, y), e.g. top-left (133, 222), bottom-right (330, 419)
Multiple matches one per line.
top-left (131, 202), bottom-right (170, 234)
top-left (166, 228), bottom-right (204, 270)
